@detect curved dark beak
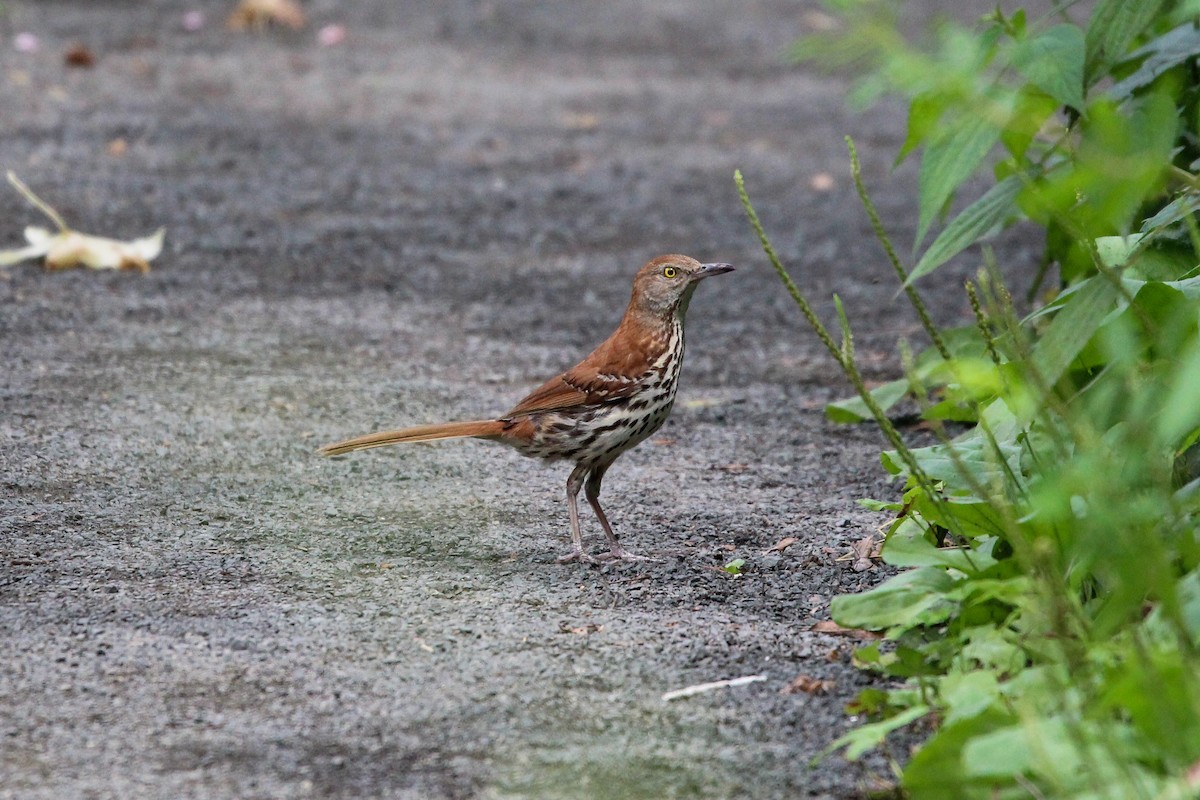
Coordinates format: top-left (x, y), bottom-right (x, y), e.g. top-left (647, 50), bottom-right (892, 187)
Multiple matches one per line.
top-left (691, 262), bottom-right (735, 282)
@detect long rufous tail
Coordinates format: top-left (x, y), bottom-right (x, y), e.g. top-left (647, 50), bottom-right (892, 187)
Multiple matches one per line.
top-left (318, 419), bottom-right (505, 457)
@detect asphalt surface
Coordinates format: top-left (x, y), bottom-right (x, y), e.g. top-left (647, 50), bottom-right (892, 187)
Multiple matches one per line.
top-left (0, 2), bottom-right (1038, 798)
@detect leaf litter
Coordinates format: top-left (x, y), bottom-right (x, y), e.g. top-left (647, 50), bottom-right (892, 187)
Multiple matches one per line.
top-left (0, 172), bottom-right (164, 273)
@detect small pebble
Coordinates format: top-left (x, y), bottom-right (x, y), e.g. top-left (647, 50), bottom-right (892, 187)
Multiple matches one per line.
top-left (317, 24), bottom-right (346, 47)
top-left (182, 11), bottom-right (205, 32)
top-left (14, 32), bottom-right (39, 53)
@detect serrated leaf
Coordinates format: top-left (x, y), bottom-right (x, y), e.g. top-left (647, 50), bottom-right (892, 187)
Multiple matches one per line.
top-left (1031, 276), bottom-right (1121, 388)
top-left (1012, 25), bottom-right (1086, 109)
top-left (1109, 21), bottom-right (1200, 99)
top-left (1140, 192), bottom-right (1200, 234)
top-left (917, 114), bottom-right (1002, 248)
top-left (1084, 0), bottom-right (1168, 82)
top-left (909, 175), bottom-right (1022, 284)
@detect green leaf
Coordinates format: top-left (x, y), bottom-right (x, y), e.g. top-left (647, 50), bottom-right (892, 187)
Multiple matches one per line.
top-left (898, 92), bottom-right (946, 166)
top-left (1021, 93), bottom-right (1177, 239)
top-left (831, 566), bottom-right (959, 630)
top-left (901, 708), bottom-right (1016, 798)
top-left (1140, 193), bottom-right (1200, 234)
top-left (961, 626), bottom-right (1028, 673)
top-left (1123, 274), bottom-right (1200, 301)
top-left (722, 558), bottom-right (746, 575)
top-left (826, 703), bottom-right (931, 760)
top-left (1031, 276), bottom-right (1121, 389)
top-left (1109, 22), bottom-right (1200, 99)
top-left (1084, 0), bottom-right (1169, 83)
top-left (1012, 25), bottom-right (1086, 109)
top-left (917, 114), bottom-right (1003, 248)
top-left (883, 517), bottom-right (1000, 574)
top-left (939, 669), bottom-right (1002, 726)
top-left (1157, 329), bottom-right (1200, 446)
top-left (883, 400), bottom-right (1024, 489)
top-left (825, 378), bottom-right (910, 423)
top-left (1177, 569), bottom-right (1200, 643)
top-left (1001, 87), bottom-right (1061, 162)
top-left (915, 494), bottom-right (1011, 541)
top-left (908, 175), bottom-right (1023, 284)
top-left (1095, 234), bottom-right (1146, 267)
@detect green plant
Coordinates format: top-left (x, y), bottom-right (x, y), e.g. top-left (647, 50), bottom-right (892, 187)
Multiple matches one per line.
top-left (737, 2), bottom-right (1200, 797)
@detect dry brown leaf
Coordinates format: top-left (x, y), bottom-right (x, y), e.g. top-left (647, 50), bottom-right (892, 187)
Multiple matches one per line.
top-left (811, 620), bottom-right (882, 640)
top-left (0, 172), bottom-right (164, 273)
top-left (781, 673), bottom-right (836, 695)
top-left (64, 43), bottom-right (95, 68)
top-left (227, 0), bottom-right (307, 31)
top-left (562, 112), bottom-right (600, 132)
top-left (764, 536), bottom-right (799, 554)
top-left (850, 533), bottom-right (879, 572)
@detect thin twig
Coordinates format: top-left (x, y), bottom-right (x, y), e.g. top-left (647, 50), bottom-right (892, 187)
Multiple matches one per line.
top-left (6, 171), bottom-right (69, 233)
top-left (662, 674), bottom-right (767, 702)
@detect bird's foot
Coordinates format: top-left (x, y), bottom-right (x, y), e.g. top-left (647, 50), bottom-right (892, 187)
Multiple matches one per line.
top-left (556, 549), bottom-right (600, 565)
top-left (556, 547), bottom-right (657, 564)
top-left (596, 547), bottom-right (659, 563)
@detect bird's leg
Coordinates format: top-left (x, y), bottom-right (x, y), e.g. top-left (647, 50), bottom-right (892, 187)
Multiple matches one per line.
top-left (557, 463), bottom-right (596, 564)
top-left (585, 465), bottom-right (656, 562)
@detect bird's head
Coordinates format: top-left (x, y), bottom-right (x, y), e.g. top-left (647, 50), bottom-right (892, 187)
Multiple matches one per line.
top-left (629, 254), bottom-right (734, 318)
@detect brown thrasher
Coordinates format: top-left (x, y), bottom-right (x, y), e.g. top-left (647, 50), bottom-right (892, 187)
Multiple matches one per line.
top-left (320, 254), bottom-right (734, 563)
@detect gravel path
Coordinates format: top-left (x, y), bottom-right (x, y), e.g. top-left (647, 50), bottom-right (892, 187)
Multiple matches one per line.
top-left (0, 2), bottom-right (1034, 798)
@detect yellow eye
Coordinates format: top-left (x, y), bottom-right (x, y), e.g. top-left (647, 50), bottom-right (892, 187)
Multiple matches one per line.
top-left (662, 266), bottom-right (677, 279)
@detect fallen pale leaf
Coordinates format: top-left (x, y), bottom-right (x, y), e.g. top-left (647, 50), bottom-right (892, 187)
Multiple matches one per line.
top-left (811, 620), bottom-right (882, 640)
top-left (0, 172), bottom-right (165, 273)
top-left (809, 172), bottom-right (835, 192)
top-left (228, 0), bottom-right (307, 31)
top-left (765, 536), bottom-right (799, 554)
